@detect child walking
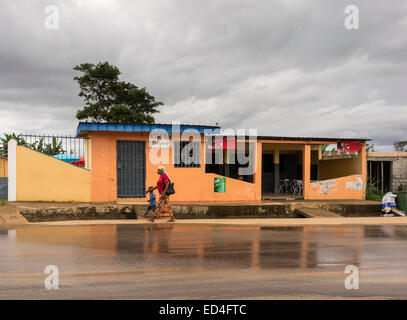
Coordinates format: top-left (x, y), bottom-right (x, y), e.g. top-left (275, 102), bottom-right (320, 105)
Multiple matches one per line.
top-left (143, 186), bottom-right (157, 218)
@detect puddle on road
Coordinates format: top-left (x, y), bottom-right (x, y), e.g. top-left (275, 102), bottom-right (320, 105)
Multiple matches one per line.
top-left (1, 224), bottom-right (407, 275)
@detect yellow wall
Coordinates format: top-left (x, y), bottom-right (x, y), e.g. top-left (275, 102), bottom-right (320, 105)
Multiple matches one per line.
top-left (0, 158), bottom-right (7, 178)
top-left (308, 174), bottom-right (365, 200)
top-left (312, 143), bottom-right (366, 200)
top-left (16, 146), bottom-right (91, 202)
top-left (90, 132), bottom-right (260, 203)
top-left (318, 154), bottom-right (362, 180)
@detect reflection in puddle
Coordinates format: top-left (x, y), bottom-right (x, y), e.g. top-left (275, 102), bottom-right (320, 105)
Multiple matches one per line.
top-left (1, 224), bottom-right (407, 275)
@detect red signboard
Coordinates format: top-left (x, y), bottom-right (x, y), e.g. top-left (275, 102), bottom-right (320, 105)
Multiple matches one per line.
top-left (208, 137), bottom-right (236, 149)
top-left (337, 140), bottom-right (361, 152)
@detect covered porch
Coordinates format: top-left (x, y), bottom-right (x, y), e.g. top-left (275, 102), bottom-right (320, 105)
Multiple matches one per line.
top-left (259, 137), bottom-right (367, 200)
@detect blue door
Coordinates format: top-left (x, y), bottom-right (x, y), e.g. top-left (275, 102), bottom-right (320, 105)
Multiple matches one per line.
top-left (0, 178), bottom-right (7, 199)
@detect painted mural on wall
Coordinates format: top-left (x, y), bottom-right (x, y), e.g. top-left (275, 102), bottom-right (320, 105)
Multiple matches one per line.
top-left (345, 176), bottom-right (364, 192)
top-left (309, 174), bottom-right (365, 200)
top-left (311, 179), bottom-right (338, 196)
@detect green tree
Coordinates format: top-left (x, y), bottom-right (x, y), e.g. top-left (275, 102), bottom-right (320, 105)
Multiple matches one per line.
top-left (321, 144), bottom-right (336, 153)
top-left (74, 62), bottom-right (162, 123)
top-left (30, 138), bottom-right (66, 156)
top-left (366, 143), bottom-right (376, 152)
top-left (394, 140), bottom-right (407, 152)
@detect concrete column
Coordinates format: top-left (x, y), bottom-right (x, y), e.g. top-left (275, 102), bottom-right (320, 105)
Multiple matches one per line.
top-left (8, 139), bottom-right (17, 201)
top-left (255, 141), bottom-right (262, 200)
top-left (84, 138), bottom-right (92, 170)
top-left (223, 148), bottom-right (230, 177)
top-left (274, 150), bottom-right (280, 193)
top-left (317, 145), bottom-right (323, 180)
top-left (302, 144), bottom-right (311, 199)
top-left (360, 141), bottom-right (367, 198)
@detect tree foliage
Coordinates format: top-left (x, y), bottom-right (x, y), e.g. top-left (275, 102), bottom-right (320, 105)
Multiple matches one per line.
top-left (366, 177), bottom-right (384, 201)
top-left (0, 133), bottom-right (29, 157)
top-left (30, 138), bottom-right (66, 156)
top-left (394, 140), bottom-right (407, 152)
top-left (74, 62), bottom-right (162, 123)
top-left (366, 143), bottom-right (376, 152)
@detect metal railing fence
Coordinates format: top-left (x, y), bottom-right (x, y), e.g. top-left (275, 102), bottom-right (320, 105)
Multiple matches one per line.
top-left (1, 134), bottom-right (90, 169)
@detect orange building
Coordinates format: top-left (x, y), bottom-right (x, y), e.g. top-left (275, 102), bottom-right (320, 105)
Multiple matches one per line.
top-left (75, 122), bottom-right (368, 203)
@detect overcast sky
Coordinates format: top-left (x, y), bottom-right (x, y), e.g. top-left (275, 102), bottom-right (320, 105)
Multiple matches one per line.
top-left (0, 0), bottom-right (406, 150)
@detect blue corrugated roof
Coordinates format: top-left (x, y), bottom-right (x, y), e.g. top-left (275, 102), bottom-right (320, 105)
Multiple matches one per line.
top-left (76, 122), bottom-right (221, 136)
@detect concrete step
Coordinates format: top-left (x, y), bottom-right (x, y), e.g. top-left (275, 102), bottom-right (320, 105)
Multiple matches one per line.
top-left (295, 206), bottom-right (341, 218)
top-left (0, 205), bottom-right (28, 229)
top-left (262, 196), bottom-right (302, 201)
top-left (17, 204), bottom-right (139, 222)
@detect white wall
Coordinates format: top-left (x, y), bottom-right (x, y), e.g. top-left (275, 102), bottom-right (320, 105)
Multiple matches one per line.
top-left (7, 140), bottom-right (16, 201)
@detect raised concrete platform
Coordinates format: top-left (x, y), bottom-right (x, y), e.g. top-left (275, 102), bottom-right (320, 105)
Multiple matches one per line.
top-left (167, 200), bottom-right (382, 219)
top-left (0, 199), bottom-right (383, 223)
top-left (3, 202), bottom-right (138, 223)
top-left (2, 200), bottom-right (405, 229)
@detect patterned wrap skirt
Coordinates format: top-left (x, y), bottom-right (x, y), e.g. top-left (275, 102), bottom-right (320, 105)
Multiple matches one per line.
top-left (154, 195), bottom-right (173, 218)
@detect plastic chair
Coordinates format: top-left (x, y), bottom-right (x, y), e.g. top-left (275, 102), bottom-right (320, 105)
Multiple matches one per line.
top-left (296, 180), bottom-right (303, 196)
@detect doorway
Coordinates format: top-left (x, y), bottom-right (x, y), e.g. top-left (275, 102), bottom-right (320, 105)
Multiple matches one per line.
top-left (116, 140), bottom-right (146, 198)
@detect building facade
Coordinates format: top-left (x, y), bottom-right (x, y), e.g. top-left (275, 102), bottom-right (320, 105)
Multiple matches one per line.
top-left (7, 122), bottom-right (368, 202)
top-left (367, 152), bottom-right (407, 193)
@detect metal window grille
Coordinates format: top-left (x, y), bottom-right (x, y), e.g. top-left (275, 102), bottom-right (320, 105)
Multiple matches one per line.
top-left (116, 140), bottom-right (146, 197)
top-left (174, 141), bottom-right (201, 168)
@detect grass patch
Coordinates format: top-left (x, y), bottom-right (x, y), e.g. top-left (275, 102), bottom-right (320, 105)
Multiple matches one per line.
top-left (0, 199), bottom-right (7, 205)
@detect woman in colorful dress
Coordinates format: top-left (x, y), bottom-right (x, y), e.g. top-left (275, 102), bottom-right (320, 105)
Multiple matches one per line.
top-left (149, 165), bottom-right (175, 223)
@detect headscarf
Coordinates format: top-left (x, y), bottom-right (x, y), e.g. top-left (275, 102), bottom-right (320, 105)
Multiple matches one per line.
top-left (157, 165), bottom-right (170, 179)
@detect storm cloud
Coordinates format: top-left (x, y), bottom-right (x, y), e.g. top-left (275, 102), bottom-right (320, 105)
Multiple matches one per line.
top-left (1, 0), bottom-right (406, 150)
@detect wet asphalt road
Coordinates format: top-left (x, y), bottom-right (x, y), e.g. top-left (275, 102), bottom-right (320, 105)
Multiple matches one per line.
top-left (1, 223), bottom-right (407, 299)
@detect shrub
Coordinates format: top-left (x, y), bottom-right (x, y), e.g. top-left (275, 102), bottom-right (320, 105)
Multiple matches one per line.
top-left (366, 177), bottom-right (384, 201)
